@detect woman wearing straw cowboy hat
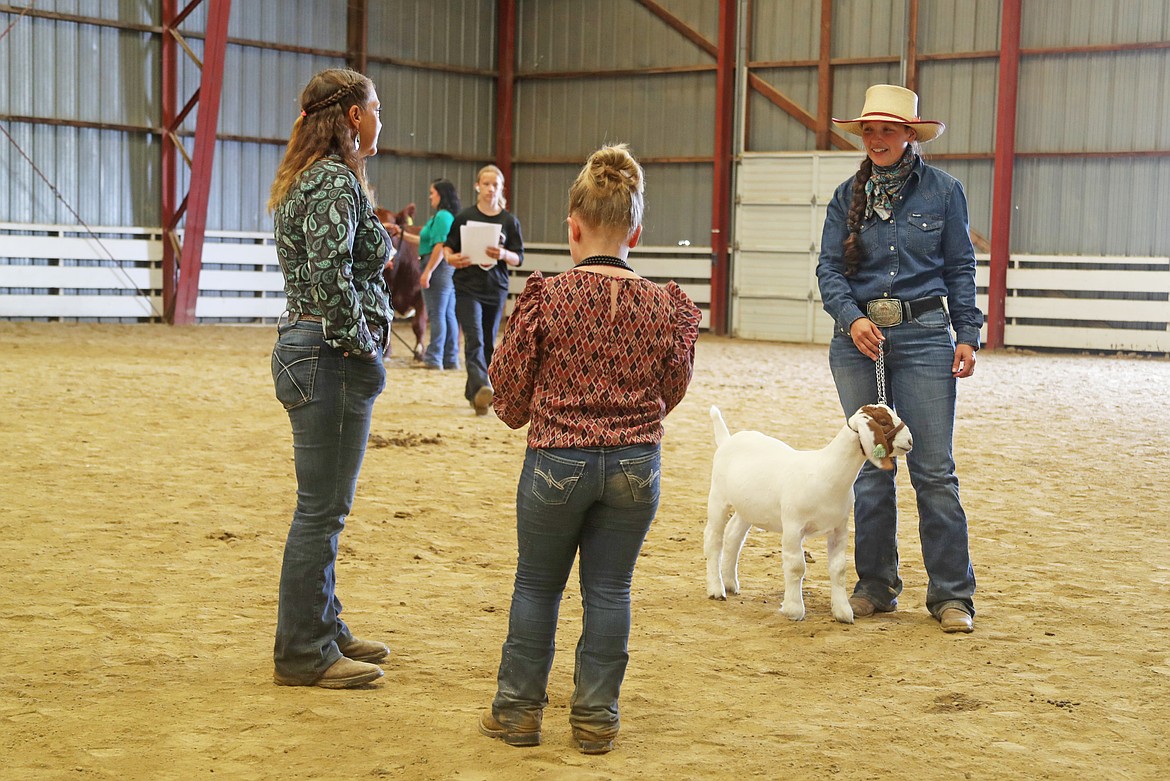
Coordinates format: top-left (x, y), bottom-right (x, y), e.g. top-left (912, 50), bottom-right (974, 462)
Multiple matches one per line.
top-left (816, 84), bottom-right (982, 634)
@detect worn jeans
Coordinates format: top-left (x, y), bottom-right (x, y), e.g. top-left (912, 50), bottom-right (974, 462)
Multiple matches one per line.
top-left (270, 315), bottom-right (385, 681)
top-left (421, 267), bottom-right (459, 369)
top-left (455, 290), bottom-right (505, 402)
top-left (828, 307), bottom-right (975, 618)
top-left (492, 444), bottom-right (661, 740)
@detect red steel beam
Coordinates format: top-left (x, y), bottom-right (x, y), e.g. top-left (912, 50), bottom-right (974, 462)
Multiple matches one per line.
top-left (749, 73), bottom-right (857, 150)
top-left (710, 0), bottom-right (736, 335)
top-left (815, 0), bottom-right (832, 150)
top-left (496, 0), bottom-right (516, 194)
top-left (171, 0), bottom-right (232, 324)
top-left (988, 0), bottom-right (1022, 350)
top-left (634, 0), bottom-right (718, 58)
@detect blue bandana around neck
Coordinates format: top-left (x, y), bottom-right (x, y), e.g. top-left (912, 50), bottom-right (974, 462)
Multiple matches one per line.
top-left (865, 147), bottom-right (917, 221)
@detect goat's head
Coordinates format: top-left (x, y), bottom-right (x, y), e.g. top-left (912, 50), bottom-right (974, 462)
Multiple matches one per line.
top-left (848, 404), bottom-right (913, 471)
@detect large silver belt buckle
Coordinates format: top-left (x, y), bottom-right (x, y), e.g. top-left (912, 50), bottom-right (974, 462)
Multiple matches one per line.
top-left (866, 298), bottom-right (903, 327)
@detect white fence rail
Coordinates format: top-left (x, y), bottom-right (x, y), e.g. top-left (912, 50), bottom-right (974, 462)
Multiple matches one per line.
top-left (0, 225), bottom-right (713, 329)
top-left (0, 223), bottom-right (284, 322)
top-left (975, 254), bottom-right (1170, 353)
top-left (2, 224), bottom-right (1166, 352)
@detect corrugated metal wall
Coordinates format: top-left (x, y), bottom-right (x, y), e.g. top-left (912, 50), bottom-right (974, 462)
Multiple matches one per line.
top-left (0, 1), bottom-right (494, 234)
top-left (747, 0), bottom-right (1001, 243)
top-left (177, 1), bottom-right (350, 232)
top-left (745, 0), bottom-right (1170, 257)
top-left (366, 0), bottom-right (496, 220)
top-left (2, 1), bottom-right (1168, 255)
top-left (0, 7), bottom-right (159, 227)
top-left (513, 0), bottom-right (718, 244)
top-left (1012, 0), bottom-right (1170, 255)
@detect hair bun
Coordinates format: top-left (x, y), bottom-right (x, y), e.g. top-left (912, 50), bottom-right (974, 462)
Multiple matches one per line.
top-left (568, 143), bottom-right (645, 239)
top-left (588, 146), bottom-right (642, 193)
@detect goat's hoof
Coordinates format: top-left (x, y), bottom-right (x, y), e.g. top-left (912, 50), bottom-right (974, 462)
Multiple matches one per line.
top-left (780, 606), bottom-right (805, 621)
top-left (832, 598), bottom-right (856, 623)
top-left (707, 593), bottom-right (726, 601)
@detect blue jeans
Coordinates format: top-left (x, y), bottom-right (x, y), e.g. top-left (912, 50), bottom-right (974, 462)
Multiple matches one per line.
top-left (455, 290), bottom-right (505, 402)
top-left (270, 316), bottom-right (386, 682)
top-left (828, 308), bottom-right (975, 618)
top-left (421, 267), bottom-right (459, 369)
top-left (492, 444), bottom-right (661, 740)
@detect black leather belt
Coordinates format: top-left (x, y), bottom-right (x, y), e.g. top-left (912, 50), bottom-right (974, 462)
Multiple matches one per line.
top-left (865, 296), bottom-right (944, 327)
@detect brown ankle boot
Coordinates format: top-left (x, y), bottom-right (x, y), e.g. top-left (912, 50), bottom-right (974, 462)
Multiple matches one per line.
top-left (478, 709), bottom-right (541, 747)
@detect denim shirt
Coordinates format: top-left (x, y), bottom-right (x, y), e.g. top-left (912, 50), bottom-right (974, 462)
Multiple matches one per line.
top-left (816, 157), bottom-right (984, 349)
top-left (274, 155), bottom-right (393, 354)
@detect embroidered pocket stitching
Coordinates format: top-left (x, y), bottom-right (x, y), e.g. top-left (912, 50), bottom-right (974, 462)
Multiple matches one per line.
top-left (533, 468), bottom-right (580, 492)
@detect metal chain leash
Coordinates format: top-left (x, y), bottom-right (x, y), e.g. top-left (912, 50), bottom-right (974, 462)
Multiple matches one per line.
top-left (875, 344), bottom-right (887, 406)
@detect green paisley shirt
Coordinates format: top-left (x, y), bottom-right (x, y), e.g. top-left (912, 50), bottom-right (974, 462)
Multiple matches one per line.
top-left (274, 155), bottom-right (392, 355)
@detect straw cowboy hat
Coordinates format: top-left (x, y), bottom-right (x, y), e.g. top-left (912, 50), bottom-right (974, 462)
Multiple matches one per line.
top-left (832, 84), bottom-right (945, 142)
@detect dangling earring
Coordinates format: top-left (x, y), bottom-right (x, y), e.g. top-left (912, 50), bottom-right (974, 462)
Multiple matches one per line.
top-left (355, 133), bottom-right (361, 151)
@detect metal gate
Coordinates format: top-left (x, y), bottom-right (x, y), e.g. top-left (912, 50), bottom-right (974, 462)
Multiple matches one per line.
top-left (731, 152), bottom-right (864, 343)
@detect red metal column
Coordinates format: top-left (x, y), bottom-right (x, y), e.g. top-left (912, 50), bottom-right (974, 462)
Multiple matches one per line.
top-left (496, 0), bottom-right (516, 195)
top-left (710, 0), bottom-right (737, 335)
top-left (815, 0), bottom-right (832, 150)
top-left (161, 0), bottom-right (232, 325)
top-left (988, 0), bottom-right (1021, 349)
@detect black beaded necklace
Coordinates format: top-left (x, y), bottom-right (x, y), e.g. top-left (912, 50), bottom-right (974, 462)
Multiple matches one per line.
top-left (578, 254), bottom-right (633, 271)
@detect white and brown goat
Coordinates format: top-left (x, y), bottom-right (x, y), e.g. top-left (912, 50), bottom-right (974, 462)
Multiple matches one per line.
top-left (704, 404), bottom-right (912, 623)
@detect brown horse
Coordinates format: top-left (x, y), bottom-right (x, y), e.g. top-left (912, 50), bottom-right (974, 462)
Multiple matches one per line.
top-left (376, 204), bottom-right (426, 359)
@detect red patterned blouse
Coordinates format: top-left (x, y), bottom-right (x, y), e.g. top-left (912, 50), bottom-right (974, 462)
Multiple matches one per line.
top-left (488, 269), bottom-right (701, 448)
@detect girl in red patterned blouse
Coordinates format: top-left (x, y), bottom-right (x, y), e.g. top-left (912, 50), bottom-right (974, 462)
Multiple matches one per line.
top-left (478, 144), bottom-right (700, 755)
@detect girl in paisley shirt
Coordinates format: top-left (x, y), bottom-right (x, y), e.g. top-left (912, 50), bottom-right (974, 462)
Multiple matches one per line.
top-left (478, 145), bottom-right (700, 754)
top-left (267, 68), bottom-right (392, 689)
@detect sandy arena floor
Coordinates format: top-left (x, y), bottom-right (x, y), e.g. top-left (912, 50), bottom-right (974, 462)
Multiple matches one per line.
top-left (2, 320), bottom-right (1167, 780)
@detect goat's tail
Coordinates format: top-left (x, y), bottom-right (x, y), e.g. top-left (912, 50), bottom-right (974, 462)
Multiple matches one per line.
top-left (710, 406), bottom-right (731, 448)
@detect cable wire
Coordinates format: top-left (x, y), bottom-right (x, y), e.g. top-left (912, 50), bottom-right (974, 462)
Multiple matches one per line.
top-left (0, 120), bottom-right (164, 319)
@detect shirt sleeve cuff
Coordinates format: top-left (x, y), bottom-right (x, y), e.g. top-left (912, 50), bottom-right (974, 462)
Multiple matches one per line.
top-left (839, 304), bottom-right (867, 333)
top-left (955, 326), bottom-right (982, 350)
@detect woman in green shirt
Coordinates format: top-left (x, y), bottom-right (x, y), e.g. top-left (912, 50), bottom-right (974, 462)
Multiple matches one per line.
top-left (413, 179), bottom-right (462, 369)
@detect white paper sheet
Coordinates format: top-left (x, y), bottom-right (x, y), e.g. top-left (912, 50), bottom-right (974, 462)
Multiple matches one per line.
top-left (461, 221), bottom-right (503, 268)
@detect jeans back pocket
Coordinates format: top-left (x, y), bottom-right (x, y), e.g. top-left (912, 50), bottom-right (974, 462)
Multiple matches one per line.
top-left (619, 451), bottom-right (661, 505)
top-left (272, 343), bottom-right (319, 410)
top-left (531, 451), bottom-right (586, 505)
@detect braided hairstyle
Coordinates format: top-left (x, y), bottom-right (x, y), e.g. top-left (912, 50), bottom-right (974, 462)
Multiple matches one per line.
top-left (268, 68), bottom-right (376, 212)
top-left (842, 157), bottom-right (873, 278)
top-left (568, 143), bottom-right (644, 241)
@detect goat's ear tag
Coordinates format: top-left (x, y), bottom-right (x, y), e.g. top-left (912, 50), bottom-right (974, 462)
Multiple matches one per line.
top-left (872, 444), bottom-right (888, 459)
